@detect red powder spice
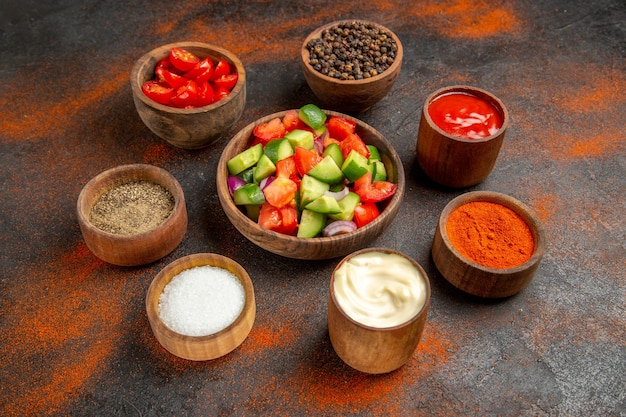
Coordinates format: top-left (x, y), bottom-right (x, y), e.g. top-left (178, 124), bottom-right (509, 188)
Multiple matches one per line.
top-left (0, 244), bottom-right (125, 417)
top-left (418, 0), bottom-right (521, 38)
top-left (446, 201), bottom-right (535, 268)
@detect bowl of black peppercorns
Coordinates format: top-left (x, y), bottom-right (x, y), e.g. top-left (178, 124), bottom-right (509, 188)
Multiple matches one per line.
top-left (301, 20), bottom-right (403, 114)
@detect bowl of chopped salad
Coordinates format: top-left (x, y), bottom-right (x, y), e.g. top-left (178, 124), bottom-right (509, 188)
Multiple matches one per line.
top-left (216, 104), bottom-right (405, 260)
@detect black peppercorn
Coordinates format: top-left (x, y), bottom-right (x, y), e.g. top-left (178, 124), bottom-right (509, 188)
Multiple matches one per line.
top-left (307, 21), bottom-right (397, 80)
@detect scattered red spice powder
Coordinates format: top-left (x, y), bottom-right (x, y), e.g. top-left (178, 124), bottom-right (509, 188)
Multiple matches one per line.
top-left (290, 326), bottom-right (456, 414)
top-left (0, 243), bottom-right (126, 417)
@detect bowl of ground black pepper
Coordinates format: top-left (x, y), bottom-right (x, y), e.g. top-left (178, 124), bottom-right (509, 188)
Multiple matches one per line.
top-left (302, 20), bottom-right (403, 113)
top-left (77, 164), bottom-right (188, 266)
top-left (432, 191), bottom-right (545, 298)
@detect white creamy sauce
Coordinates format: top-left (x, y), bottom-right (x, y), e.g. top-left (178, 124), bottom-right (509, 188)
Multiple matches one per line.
top-left (333, 252), bottom-right (427, 328)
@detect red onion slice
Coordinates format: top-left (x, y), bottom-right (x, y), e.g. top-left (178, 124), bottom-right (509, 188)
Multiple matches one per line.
top-left (323, 220), bottom-right (357, 237)
top-left (259, 176), bottom-right (275, 190)
top-left (227, 175), bottom-right (247, 196)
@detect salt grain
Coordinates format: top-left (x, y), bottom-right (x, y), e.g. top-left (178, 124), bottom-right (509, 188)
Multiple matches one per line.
top-left (158, 265), bottom-right (245, 336)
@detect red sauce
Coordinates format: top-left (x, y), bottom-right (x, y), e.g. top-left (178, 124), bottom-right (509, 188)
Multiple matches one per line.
top-left (428, 92), bottom-right (503, 139)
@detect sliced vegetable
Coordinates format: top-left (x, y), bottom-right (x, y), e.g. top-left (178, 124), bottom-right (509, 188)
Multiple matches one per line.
top-left (354, 172), bottom-right (397, 203)
top-left (285, 129), bottom-right (314, 150)
top-left (227, 175), bottom-right (247, 196)
top-left (323, 220), bottom-right (357, 237)
top-left (233, 183), bottom-right (265, 205)
top-left (299, 103), bottom-right (327, 129)
top-left (253, 117), bottom-right (286, 146)
top-left (259, 203), bottom-right (298, 235)
top-left (307, 155), bottom-right (344, 184)
top-left (353, 202), bottom-right (380, 227)
top-left (340, 132), bottom-right (370, 160)
top-left (227, 143), bottom-right (263, 175)
top-left (294, 146), bottom-right (323, 177)
top-left (327, 115), bottom-right (356, 141)
top-left (169, 47), bottom-right (200, 72)
top-left (264, 138), bottom-right (294, 164)
top-left (341, 150), bottom-right (370, 182)
top-left (141, 80), bottom-right (174, 105)
top-left (253, 154), bottom-right (276, 182)
top-left (305, 194), bottom-right (342, 214)
top-left (299, 174), bottom-right (330, 208)
top-left (297, 209), bottom-right (326, 238)
top-left (263, 176), bottom-right (297, 208)
top-left (328, 191), bottom-right (361, 221)
top-left (322, 142), bottom-right (344, 168)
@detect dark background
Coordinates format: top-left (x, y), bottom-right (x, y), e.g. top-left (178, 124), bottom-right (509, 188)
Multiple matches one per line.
top-left (1, 1), bottom-right (624, 416)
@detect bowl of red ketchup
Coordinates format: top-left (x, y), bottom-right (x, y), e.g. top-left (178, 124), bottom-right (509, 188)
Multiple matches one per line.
top-left (416, 85), bottom-right (509, 188)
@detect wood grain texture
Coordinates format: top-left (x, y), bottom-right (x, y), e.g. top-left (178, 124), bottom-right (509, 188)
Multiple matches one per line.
top-left (327, 248), bottom-right (430, 374)
top-left (145, 253), bottom-right (256, 361)
top-left (432, 191), bottom-right (545, 298)
top-left (416, 85), bottom-right (509, 188)
top-left (217, 110), bottom-right (405, 260)
top-left (301, 20), bottom-right (403, 114)
top-left (76, 164), bottom-right (187, 266)
top-left (130, 42), bottom-right (246, 149)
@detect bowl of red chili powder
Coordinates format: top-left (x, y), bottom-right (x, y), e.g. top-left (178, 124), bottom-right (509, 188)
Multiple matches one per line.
top-left (432, 191), bottom-right (545, 298)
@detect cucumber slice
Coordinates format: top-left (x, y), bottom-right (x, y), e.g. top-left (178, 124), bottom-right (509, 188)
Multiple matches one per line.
top-left (329, 192), bottom-right (361, 221)
top-left (233, 183), bottom-right (265, 205)
top-left (297, 209), bottom-right (326, 238)
top-left (299, 174), bottom-right (330, 208)
top-left (253, 154), bottom-right (276, 182)
top-left (299, 104), bottom-right (327, 129)
top-left (227, 143), bottom-right (263, 175)
top-left (264, 138), bottom-right (294, 164)
top-left (341, 149), bottom-right (370, 182)
top-left (285, 129), bottom-right (314, 150)
top-left (322, 142), bottom-right (344, 168)
top-left (305, 195), bottom-right (342, 214)
top-left (367, 145), bottom-right (382, 161)
top-left (371, 160), bottom-right (387, 182)
top-left (308, 155), bottom-right (344, 184)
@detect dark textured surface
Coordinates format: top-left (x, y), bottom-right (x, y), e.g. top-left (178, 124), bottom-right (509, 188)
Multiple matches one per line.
top-left (0, 1), bottom-right (624, 416)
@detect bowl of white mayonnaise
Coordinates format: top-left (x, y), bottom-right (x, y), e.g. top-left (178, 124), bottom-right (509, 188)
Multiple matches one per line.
top-left (328, 248), bottom-right (431, 374)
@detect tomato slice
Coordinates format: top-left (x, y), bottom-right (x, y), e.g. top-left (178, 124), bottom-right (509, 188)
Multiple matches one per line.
top-left (141, 80), bottom-right (174, 105)
top-left (170, 80), bottom-right (199, 108)
top-left (212, 59), bottom-right (231, 79)
top-left (275, 156), bottom-right (301, 188)
top-left (169, 47), bottom-right (200, 72)
top-left (184, 57), bottom-right (215, 83)
top-left (263, 176), bottom-right (297, 208)
top-left (327, 116), bottom-right (356, 141)
top-left (353, 172), bottom-right (397, 203)
top-left (340, 132), bottom-right (370, 160)
top-left (353, 202), bottom-right (380, 228)
top-left (282, 109), bottom-right (308, 132)
top-left (294, 146), bottom-right (323, 177)
top-left (253, 117), bottom-right (287, 145)
top-left (155, 66), bottom-right (187, 89)
top-left (212, 85), bottom-right (230, 103)
top-left (195, 81), bottom-right (214, 107)
top-left (213, 73), bottom-right (238, 90)
top-left (258, 203), bottom-right (298, 235)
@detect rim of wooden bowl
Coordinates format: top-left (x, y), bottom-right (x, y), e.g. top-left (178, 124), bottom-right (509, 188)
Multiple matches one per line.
top-left (216, 110), bottom-right (405, 260)
top-left (422, 85), bottom-right (510, 143)
top-left (301, 19), bottom-right (404, 85)
top-left (130, 41), bottom-right (246, 114)
top-left (145, 253), bottom-right (256, 361)
top-left (329, 247), bottom-right (431, 331)
top-left (76, 163), bottom-right (188, 266)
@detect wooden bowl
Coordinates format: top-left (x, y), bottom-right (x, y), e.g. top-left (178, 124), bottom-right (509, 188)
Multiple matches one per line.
top-left (146, 253), bottom-right (256, 361)
top-left (77, 164), bottom-right (187, 266)
top-left (328, 248), bottom-right (431, 374)
top-left (216, 110), bottom-right (405, 260)
top-left (301, 20), bottom-right (403, 113)
top-left (432, 191), bottom-right (545, 298)
top-left (416, 85), bottom-right (509, 188)
top-left (130, 41), bottom-right (246, 149)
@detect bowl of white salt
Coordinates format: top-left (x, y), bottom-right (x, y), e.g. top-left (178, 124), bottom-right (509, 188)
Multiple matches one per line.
top-left (146, 252), bottom-right (256, 361)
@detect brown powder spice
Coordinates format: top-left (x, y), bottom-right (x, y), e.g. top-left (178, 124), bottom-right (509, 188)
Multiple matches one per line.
top-left (89, 180), bottom-right (174, 235)
top-left (446, 201), bottom-right (534, 269)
